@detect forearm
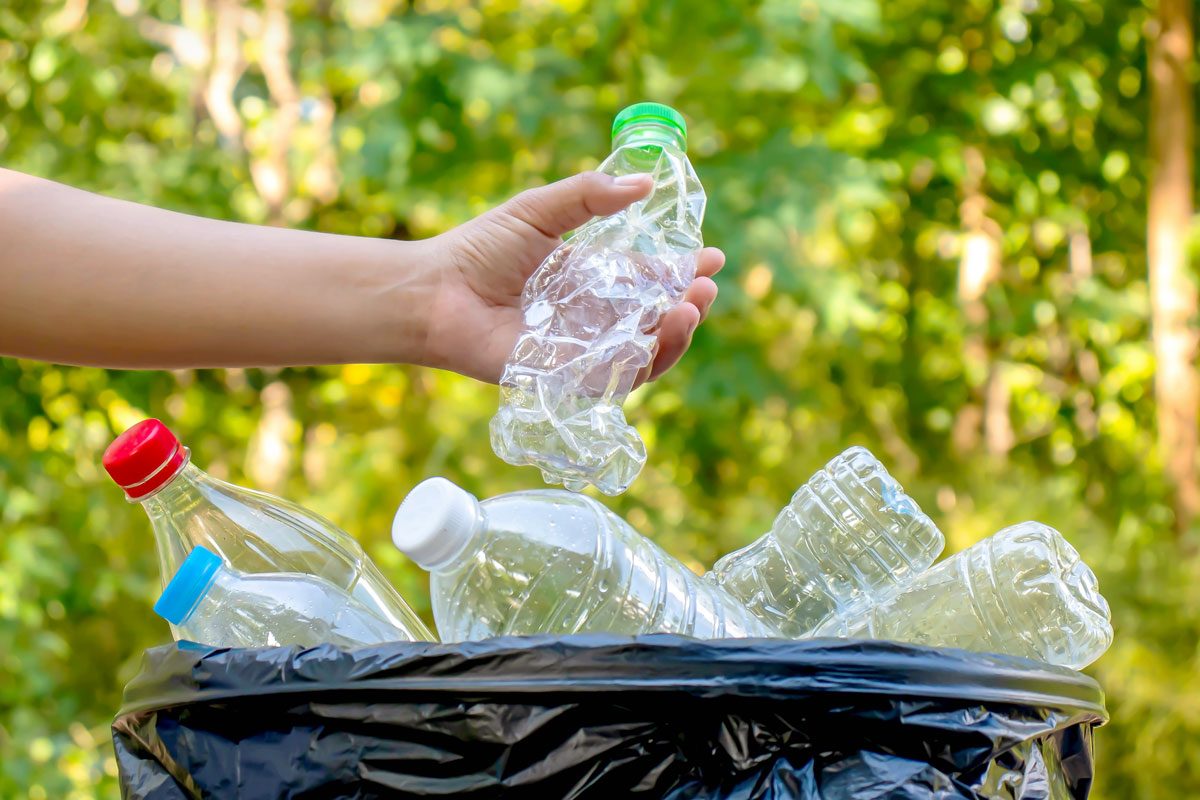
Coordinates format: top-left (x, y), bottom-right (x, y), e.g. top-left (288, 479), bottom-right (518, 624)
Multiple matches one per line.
top-left (0, 168), bottom-right (435, 369)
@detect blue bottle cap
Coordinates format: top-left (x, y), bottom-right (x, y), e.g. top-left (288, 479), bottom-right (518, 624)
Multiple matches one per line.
top-left (153, 546), bottom-right (222, 625)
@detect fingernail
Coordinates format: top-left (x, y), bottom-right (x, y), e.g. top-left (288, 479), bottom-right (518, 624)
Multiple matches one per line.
top-left (614, 174), bottom-right (651, 187)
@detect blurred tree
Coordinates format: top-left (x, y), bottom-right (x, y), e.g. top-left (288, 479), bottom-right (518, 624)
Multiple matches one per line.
top-left (1148, 0), bottom-right (1198, 530)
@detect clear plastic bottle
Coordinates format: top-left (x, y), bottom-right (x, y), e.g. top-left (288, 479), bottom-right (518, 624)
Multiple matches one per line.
top-left (104, 419), bottom-right (433, 641)
top-left (705, 447), bottom-right (945, 638)
top-left (816, 521), bottom-right (1113, 669)
top-left (490, 102), bottom-right (706, 496)
top-left (153, 546), bottom-right (407, 649)
top-left (390, 477), bottom-right (774, 642)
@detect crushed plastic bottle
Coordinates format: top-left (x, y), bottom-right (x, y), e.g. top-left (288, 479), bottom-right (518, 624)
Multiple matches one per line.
top-left (705, 447), bottom-right (945, 638)
top-left (104, 419), bottom-right (433, 641)
top-left (490, 102), bottom-right (706, 496)
top-left (817, 521), bottom-right (1114, 669)
top-left (153, 546), bottom-right (408, 649)
top-left (391, 477), bottom-right (774, 641)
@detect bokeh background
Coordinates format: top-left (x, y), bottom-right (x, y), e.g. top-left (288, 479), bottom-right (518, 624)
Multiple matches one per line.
top-left (3, 0), bottom-right (1199, 796)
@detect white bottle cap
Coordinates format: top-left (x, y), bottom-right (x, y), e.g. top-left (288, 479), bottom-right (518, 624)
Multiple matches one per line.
top-left (392, 477), bottom-right (481, 570)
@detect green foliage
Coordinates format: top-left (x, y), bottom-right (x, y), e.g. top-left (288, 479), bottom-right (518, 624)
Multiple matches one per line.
top-left (2, 0), bottom-right (1198, 797)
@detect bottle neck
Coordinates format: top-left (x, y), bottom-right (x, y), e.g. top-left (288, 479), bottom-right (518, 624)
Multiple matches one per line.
top-left (612, 121), bottom-right (686, 157)
top-left (140, 461), bottom-right (208, 516)
top-left (428, 503), bottom-right (487, 574)
top-left (178, 564), bottom-right (227, 626)
top-left (138, 462), bottom-right (210, 586)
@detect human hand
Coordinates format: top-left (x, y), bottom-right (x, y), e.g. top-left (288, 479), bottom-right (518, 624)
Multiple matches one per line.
top-left (419, 171), bottom-right (724, 384)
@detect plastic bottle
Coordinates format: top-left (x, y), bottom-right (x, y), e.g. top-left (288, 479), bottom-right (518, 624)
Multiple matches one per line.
top-left (704, 447), bottom-right (945, 638)
top-left (490, 102), bottom-right (706, 496)
top-left (390, 477), bottom-right (774, 642)
top-left (153, 546), bottom-right (408, 649)
top-left (104, 419), bottom-right (432, 641)
top-left (816, 522), bottom-right (1113, 669)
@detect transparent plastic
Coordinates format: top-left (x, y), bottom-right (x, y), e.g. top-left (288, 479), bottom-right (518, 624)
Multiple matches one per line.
top-left (705, 447), bottom-right (945, 638)
top-left (414, 488), bottom-right (774, 641)
top-left (817, 521), bottom-right (1114, 669)
top-left (139, 460), bottom-right (433, 641)
top-left (170, 562), bottom-right (408, 649)
top-left (490, 120), bottom-right (706, 496)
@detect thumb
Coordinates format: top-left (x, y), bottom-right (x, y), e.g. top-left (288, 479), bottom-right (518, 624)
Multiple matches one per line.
top-left (503, 171), bottom-right (653, 238)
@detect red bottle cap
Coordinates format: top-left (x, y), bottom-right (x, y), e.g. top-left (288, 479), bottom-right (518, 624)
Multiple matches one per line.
top-left (103, 419), bottom-right (189, 500)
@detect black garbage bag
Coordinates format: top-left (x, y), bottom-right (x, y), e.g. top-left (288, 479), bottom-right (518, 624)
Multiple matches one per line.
top-left (112, 636), bottom-right (1106, 799)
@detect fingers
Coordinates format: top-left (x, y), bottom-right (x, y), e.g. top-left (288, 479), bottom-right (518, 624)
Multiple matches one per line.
top-left (695, 247), bottom-right (726, 279)
top-left (632, 340), bottom-right (659, 388)
top-left (503, 171), bottom-right (654, 239)
top-left (633, 275), bottom-right (719, 387)
top-left (646, 303), bottom-right (701, 384)
top-left (684, 277), bottom-right (718, 322)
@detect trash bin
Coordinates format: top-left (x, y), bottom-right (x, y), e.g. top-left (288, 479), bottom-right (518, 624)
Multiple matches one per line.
top-left (112, 636), bottom-right (1106, 799)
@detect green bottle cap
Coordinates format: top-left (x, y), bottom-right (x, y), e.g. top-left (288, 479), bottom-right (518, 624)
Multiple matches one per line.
top-left (611, 102), bottom-right (687, 144)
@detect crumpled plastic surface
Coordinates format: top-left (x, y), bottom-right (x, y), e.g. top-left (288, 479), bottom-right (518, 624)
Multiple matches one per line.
top-left (825, 522), bottom-right (1114, 670)
top-left (707, 446), bottom-right (947, 639)
top-left (112, 636), bottom-right (1106, 799)
top-left (490, 143), bottom-right (706, 496)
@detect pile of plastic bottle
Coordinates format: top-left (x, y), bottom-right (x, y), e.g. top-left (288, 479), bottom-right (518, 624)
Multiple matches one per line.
top-left (104, 104), bottom-right (1114, 672)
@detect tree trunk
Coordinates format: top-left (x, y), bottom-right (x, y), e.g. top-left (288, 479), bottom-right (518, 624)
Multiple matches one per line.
top-left (954, 147), bottom-right (1009, 458)
top-left (1149, 0), bottom-right (1199, 531)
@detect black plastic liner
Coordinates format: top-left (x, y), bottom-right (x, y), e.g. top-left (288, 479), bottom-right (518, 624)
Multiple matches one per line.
top-left (112, 635), bottom-right (1107, 799)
